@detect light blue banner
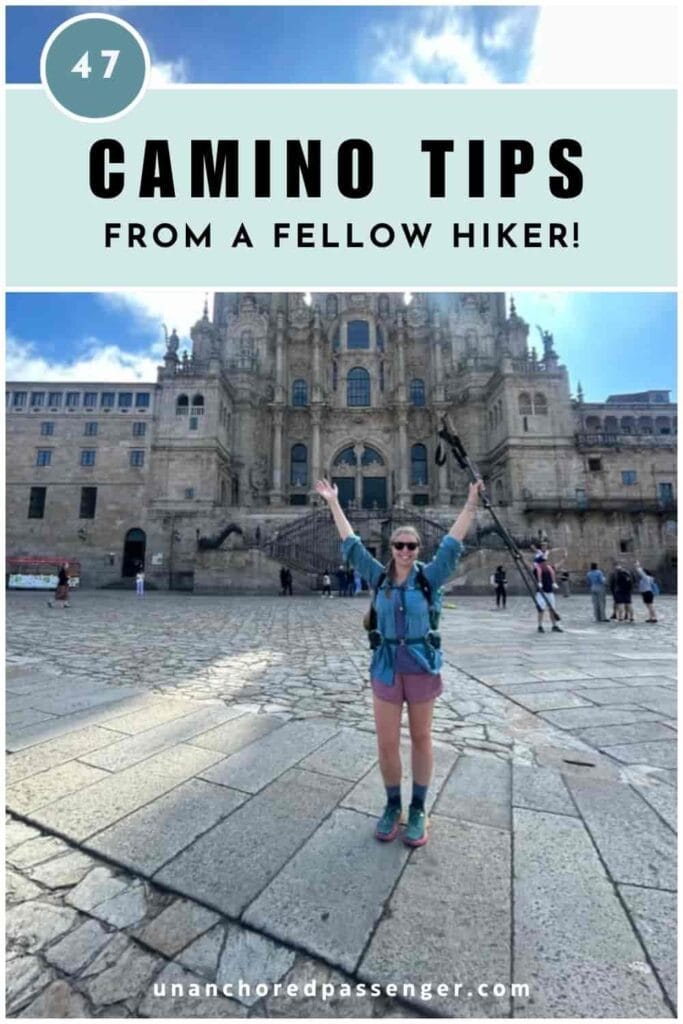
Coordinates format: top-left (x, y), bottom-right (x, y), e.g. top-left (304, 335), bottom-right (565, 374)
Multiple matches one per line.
top-left (6, 88), bottom-right (676, 286)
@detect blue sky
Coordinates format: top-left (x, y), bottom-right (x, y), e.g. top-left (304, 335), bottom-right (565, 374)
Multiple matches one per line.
top-left (6, 291), bottom-right (677, 402)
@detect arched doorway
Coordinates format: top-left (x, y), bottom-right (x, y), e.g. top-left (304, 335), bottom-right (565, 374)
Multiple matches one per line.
top-left (331, 444), bottom-right (388, 509)
top-left (122, 528), bottom-right (146, 578)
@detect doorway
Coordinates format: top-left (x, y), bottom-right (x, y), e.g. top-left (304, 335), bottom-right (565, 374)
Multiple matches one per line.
top-left (122, 528), bottom-right (146, 577)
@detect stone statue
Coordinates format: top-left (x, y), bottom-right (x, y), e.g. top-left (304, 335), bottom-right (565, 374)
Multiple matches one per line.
top-left (249, 456), bottom-right (269, 498)
top-left (165, 326), bottom-right (179, 356)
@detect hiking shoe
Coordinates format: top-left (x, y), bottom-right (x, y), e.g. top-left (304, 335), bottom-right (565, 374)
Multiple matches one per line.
top-left (537, 625), bottom-right (544, 633)
top-left (552, 625), bottom-right (563, 632)
top-left (403, 806), bottom-right (428, 847)
top-left (375, 804), bottom-right (402, 842)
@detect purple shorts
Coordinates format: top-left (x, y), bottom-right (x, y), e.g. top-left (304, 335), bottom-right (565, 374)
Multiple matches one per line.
top-left (372, 673), bottom-right (443, 705)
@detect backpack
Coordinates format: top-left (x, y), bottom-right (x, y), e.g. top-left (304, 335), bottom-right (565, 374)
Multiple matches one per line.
top-left (651, 578), bottom-right (660, 596)
top-left (363, 562), bottom-right (442, 648)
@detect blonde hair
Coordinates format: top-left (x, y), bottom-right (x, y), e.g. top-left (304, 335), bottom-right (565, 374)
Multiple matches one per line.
top-left (385, 525), bottom-right (422, 584)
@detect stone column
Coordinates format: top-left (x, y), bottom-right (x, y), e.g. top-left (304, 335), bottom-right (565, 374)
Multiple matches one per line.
top-left (270, 407), bottom-right (285, 505)
top-left (354, 442), bottom-right (364, 508)
top-left (311, 308), bottom-right (323, 403)
top-left (309, 406), bottom-right (322, 500)
top-left (275, 311), bottom-right (286, 403)
top-left (395, 313), bottom-right (407, 404)
top-left (431, 310), bottom-right (445, 403)
top-left (397, 410), bottom-right (410, 506)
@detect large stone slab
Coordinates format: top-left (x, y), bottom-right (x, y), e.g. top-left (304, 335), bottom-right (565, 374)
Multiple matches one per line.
top-left (29, 850), bottom-right (97, 888)
top-left (30, 744), bottom-right (225, 840)
top-left (539, 707), bottom-right (661, 731)
top-left (6, 695), bottom-right (152, 751)
top-left (134, 899), bottom-right (220, 958)
top-left (244, 807), bottom-right (410, 974)
top-left (156, 768), bottom-right (348, 916)
top-left (508, 691), bottom-right (594, 711)
top-left (564, 776), bottom-right (676, 889)
top-left (199, 718), bottom-right (339, 793)
top-left (6, 760), bottom-right (110, 815)
top-left (513, 807), bottom-right (669, 1017)
top-left (602, 740), bottom-right (677, 769)
top-left (187, 712), bottom-right (285, 755)
top-left (87, 778), bottom-right (245, 875)
top-left (6, 707), bottom-right (58, 729)
top-left (360, 815), bottom-right (510, 1017)
top-left (512, 765), bottom-right (577, 817)
top-left (576, 721), bottom-right (677, 748)
top-left (634, 781), bottom-right (677, 834)
top-left (26, 684), bottom-right (145, 717)
top-left (341, 740), bottom-right (457, 816)
top-left (44, 919), bottom-right (114, 973)
top-left (216, 925), bottom-right (296, 1005)
top-left (79, 705), bottom-right (241, 772)
top-left (6, 726), bottom-right (122, 785)
top-left (100, 696), bottom-right (209, 735)
top-left (574, 685), bottom-right (676, 717)
top-left (299, 727), bottom-right (379, 781)
top-left (434, 754), bottom-right (511, 830)
top-left (619, 885), bottom-right (677, 1007)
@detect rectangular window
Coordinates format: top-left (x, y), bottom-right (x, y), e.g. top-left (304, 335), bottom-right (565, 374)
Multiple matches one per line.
top-left (118, 392), bottom-right (133, 408)
top-left (28, 486), bottom-right (46, 519)
top-left (48, 392), bottom-right (62, 408)
top-left (80, 449), bottom-right (96, 467)
top-left (588, 457), bottom-right (602, 472)
top-left (84, 422), bottom-right (98, 436)
top-left (622, 470), bottom-right (637, 486)
top-left (36, 449), bottom-right (52, 467)
top-left (30, 392), bottom-right (45, 407)
top-left (40, 421), bottom-right (54, 436)
top-left (189, 416), bottom-right (198, 430)
top-left (79, 486), bottom-right (97, 519)
top-left (289, 494), bottom-right (308, 506)
top-left (13, 391), bottom-right (27, 408)
top-left (130, 449), bottom-right (145, 467)
top-left (659, 482), bottom-right (674, 505)
top-left (66, 392), bottom-right (80, 408)
top-left (101, 392), bottom-right (115, 408)
top-left (412, 494), bottom-right (429, 507)
top-left (135, 392), bottom-right (150, 408)
top-left (84, 391), bottom-right (98, 408)
top-left (620, 538), bottom-right (634, 553)
top-left (132, 421), bottom-right (146, 437)
top-left (347, 320), bottom-right (370, 349)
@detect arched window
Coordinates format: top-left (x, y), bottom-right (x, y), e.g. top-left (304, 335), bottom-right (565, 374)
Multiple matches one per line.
top-left (656, 416), bottom-right (671, 436)
top-left (621, 416), bottom-right (635, 434)
top-left (361, 446), bottom-right (384, 466)
top-left (585, 416), bottom-right (602, 431)
top-left (333, 447), bottom-right (357, 467)
top-left (347, 320), bottom-right (370, 350)
top-left (638, 416), bottom-right (653, 434)
top-left (290, 444), bottom-right (308, 487)
top-left (347, 367), bottom-right (370, 407)
top-left (292, 379), bottom-right (308, 407)
top-left (533, 393), bottom-right (548, 415)
top-left (518, 392), bottom-right (532, 415)
top-left (191, 394), bottom-right (204, 407)
top-left (411, 444), bottom-right (428, 486)
top-left (176, 394), bottom-right (189, 415)
top-left (604, 416), bottom-right (618, 434)
top-left (410, 379), bottom-right (426, 407)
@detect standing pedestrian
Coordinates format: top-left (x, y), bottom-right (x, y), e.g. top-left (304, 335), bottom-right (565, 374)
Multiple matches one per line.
top-left (336, 565), bottom-right (347, 597)
top-left (532, 553), bottom-right (562, 633)
top-left (48, 562), bottom-right (70, 609)
top-left (493, 565), bottom-right (507, 609)
top-left (634, 561), bottom-right (658, 622)
top-left (611, 562), bottom-right (634, 622)
top-left (585, 562), bottom-right (607, 621)
top-left (559, 569), bottom-right (571, 598)
top-left (314, 475), bottom-right (483, 848)
top-left (135, 566), bottom-right (145, 597)
top-left (321, 570), bottom-right (332, 597)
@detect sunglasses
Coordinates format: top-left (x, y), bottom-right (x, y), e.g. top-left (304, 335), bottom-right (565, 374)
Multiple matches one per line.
top-left (392, 541), bottom-right (418, 551)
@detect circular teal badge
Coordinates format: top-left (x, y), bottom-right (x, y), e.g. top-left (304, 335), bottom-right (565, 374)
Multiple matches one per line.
top-left (40, 14), bottom-right (150, 121)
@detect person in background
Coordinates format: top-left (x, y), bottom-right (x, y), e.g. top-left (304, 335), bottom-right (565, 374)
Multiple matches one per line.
top-left (585, 562), bottom-right (607, 621)
top-left (559, 569), bottom-right (571, 598)
top-left (135, 566), bottom-right (145, 598)
top-left (532, 553), bottom-right (562, 633)
top-left (634, 561), bottom-right (658, 623)
top-left (346, 566), bottom-right (355, 596)
top-left (321, 570), bottom-right (332, 597)
top-left (48, 562), bottom-right (70, 609)
top-left (336, 565), bottom-right (347, 597)
top-left (493, 565), bottom-right (508, 609)
top-left (611, 562), bottom-right (634, 622)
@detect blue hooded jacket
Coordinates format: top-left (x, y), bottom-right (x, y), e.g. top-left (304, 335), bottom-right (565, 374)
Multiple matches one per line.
top-left (341, 532), bottom-right (463, 686)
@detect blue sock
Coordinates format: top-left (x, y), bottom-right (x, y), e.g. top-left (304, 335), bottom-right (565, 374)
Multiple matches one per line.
top-left (411, 783), bottom-right (428, 811)
top-left (386, 785), bottom-right (401, 809)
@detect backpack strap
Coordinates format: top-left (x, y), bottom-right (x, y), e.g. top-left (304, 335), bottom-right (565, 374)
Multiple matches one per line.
top-left (415, 562), bottom-right (433, 607)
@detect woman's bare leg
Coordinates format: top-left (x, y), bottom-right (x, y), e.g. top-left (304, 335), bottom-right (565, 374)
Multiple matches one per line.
top-left (373, 694), bottom-right (403, 787)
top-left (407, 698), bottom-right (435, 788)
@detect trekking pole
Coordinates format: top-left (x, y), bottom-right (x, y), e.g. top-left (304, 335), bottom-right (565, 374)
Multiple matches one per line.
top-left (435, 414), bottom-right (560, 623)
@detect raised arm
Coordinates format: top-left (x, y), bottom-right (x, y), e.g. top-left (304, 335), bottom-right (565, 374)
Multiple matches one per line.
top-left (449, 480), bottom-right (485, 542)
top-left (314, 478), bottom-right (354, 540)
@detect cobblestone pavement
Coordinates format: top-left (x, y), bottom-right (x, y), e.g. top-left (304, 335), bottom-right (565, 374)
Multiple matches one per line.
top-left (5, 591), bottom-right (677, 1017)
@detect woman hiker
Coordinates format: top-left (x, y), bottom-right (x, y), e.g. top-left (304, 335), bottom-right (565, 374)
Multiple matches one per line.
top-left (47, 562), bottom-right (70, 609)
top-left (634, 561), bottom-right (658, 623)
top-left (314, 476), bottom-right (483, 848)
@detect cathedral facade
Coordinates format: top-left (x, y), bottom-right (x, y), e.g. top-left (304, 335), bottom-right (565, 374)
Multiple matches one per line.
top-left (5, 292), bottom-right (677, 591)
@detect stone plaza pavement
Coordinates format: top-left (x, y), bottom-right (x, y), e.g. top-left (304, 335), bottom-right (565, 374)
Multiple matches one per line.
top-left (5, 590), bottom-right (677, 1018)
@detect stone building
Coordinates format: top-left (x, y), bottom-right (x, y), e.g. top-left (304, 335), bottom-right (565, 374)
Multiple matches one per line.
top-left (5, 293), bottom-right (677, 592)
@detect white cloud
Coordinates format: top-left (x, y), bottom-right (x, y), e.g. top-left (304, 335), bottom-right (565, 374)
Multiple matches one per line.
top-left (148, 58), bottom-right (189, 87)
top-left (371, 11), bottom-right (501, 85)
top-left (98, 290), bottom-right (212, 347)
top-left (7, 335), bottom-right (161, 384)
top-left (526, 7), bottom-right (677, 86)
